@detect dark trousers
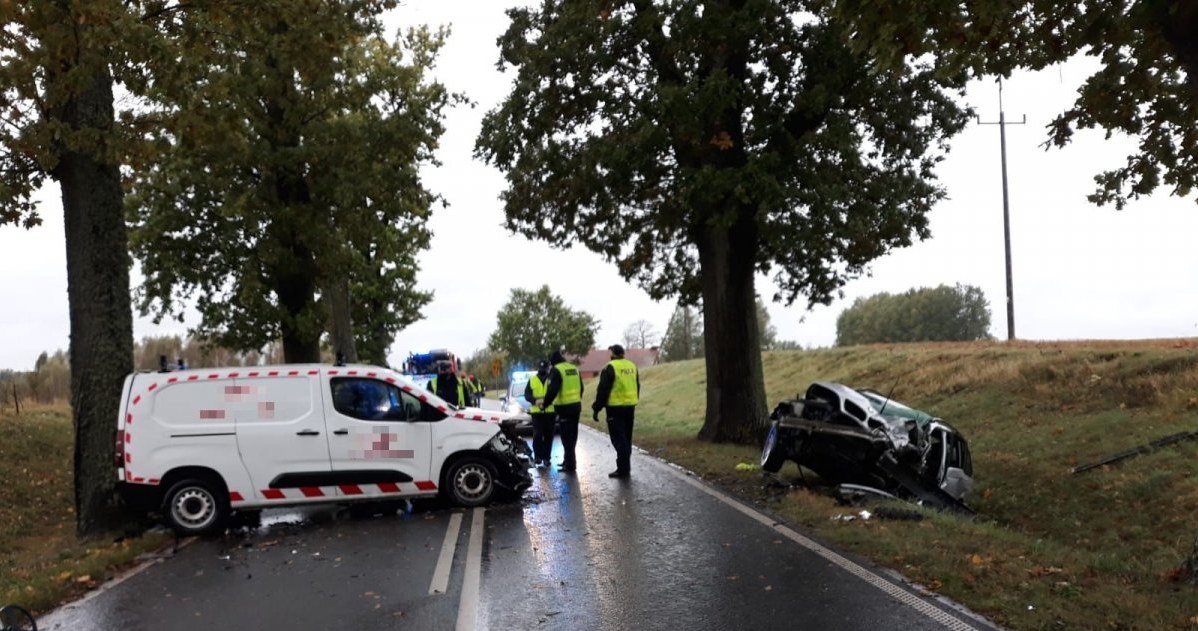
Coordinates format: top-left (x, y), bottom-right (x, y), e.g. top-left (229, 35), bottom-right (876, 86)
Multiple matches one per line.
top-left (530, 412), bottom-right (556, 463)
top-left (555, 403), bottom-right (581, 466)
top-left (606, 405), bottom-right (636, 473)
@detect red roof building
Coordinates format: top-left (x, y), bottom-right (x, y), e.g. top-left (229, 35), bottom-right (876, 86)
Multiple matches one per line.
top-left (576, 347), bottom-right (660, 380)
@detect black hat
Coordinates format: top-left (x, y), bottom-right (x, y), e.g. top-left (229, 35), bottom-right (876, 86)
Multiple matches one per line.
top-left (608, 344), bottom-right (625, 357)
top-left (550, 349), bottom-right (566, 364)
top-left (538, 359), bottom-right (551, 370)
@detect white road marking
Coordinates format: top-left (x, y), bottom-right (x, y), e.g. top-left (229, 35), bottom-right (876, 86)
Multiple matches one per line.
top-left (429, 512), bottom-right (464, 595)
top-left (455, 507), bottom-right (485, 631)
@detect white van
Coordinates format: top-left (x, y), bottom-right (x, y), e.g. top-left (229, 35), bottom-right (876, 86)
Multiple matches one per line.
top-left (115, 364), bottom-right (533, 534)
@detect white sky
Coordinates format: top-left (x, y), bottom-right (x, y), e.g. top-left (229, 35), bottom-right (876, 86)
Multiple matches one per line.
top-left (2, 1), bottom-right (1196, 372)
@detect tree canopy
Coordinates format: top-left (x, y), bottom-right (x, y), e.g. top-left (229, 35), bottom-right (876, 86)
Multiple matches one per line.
top-left (476, 0), bottom-right (969, 441)
top-left (836, 284), bottom-right (993, 346)
top-left (623, 319), bottom-right (660, 349)
top-left (826, 0), bottom-right (1198, 210)
top-left (126, 1), bottom-right (450, 363)
top-left (488, 285), bottom-right (599, 368)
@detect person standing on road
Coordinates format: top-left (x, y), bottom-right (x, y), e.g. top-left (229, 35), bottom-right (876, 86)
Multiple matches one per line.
top-left (592, 344), bottom-right (640, 478)
top-left (427, 361), bottom-right (468, 407)
top-left (543, 349), bottom-right (583, 472)
top-left (524, 360), bottom-right (556, 467)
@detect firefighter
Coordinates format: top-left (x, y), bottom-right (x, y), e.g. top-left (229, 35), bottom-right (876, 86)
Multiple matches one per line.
top-left (427, 361), bottom-right (468, 407)
top-left (543, 349), bottom-right (583, 472)
top-left (592, 344), bottom-right (640, 478)
top-left (524, 360), bottom-right (556, 467)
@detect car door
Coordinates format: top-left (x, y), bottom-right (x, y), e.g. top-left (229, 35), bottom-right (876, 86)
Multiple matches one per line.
top-left (233, 372), bottom-right (338, 502)
top-left (323, 374), bottom-right (436, 499)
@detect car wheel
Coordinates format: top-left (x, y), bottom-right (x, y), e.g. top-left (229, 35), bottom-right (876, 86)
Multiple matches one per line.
top-left (761, 421), bottom-right (787, 473)
top-left (162, 478), bottom-right (228, 535)
top-left (445, 457), bottom-right (497, 507)
top-left (0, 604), bottom-right (36, 631)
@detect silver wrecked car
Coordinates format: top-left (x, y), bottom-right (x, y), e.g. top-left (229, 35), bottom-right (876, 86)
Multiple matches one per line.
top-left (760, 381), bottom-right (974, 512)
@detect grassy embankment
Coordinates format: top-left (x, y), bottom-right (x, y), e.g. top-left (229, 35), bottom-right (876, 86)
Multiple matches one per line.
top-left (581, 340), bottom-right (1198, 631)
top-left (0, 406), bottom-right (170, 614)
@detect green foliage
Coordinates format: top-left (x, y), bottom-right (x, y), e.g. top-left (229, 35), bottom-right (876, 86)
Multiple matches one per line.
top-left (487, 285), bottom-right (598, 367)
top-left (126, 1), bottom-right (450, 361)
top-left (476, 0), bottom-right (969, 307)
top-left (659, 304), bottom-right (704, 362)
top-left (825, 0), bottom-right (1198, 210)
top-left (835, 284), bottom-right (992, 345)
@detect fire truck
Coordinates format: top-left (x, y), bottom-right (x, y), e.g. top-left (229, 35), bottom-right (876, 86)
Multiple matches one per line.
top-left (401, 349), bottom-right (460, 390)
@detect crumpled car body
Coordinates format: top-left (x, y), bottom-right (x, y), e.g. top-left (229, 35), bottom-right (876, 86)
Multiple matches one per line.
top-left (760, 381), bottom-right (974, 513)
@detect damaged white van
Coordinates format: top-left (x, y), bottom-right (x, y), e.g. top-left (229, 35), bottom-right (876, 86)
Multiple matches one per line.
top-left (115, 364), bottom-right (533, 534)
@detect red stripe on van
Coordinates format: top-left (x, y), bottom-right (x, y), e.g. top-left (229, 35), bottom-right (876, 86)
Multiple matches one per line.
top-left (388, 377), bottom-right (398, 384)
top-left (207, 373), bottom-right (219, 380)
top-left (168, 377), bottom-right (178, 383)
top-left (377, 482), bottom-right (400, 493)
top-left (399, 383), bottom-right (409, 390)
top-left (133, 476), bottom-right (145, 483)
top-left (414, 480), bottom-right (437, 491)
top-left (288, 370), bottom-right (299, 376)
top-left (308, 370), bottom-right (318, 375)
top-left (261, 489), bottom-right (285, 500)
top-left (125, 432), bottom-right (131, 443)
top-left (340, 484), bottom-right (363, 495)
top-left (229, 492), bottom-right (244, 502)
top-left (147, 383), bottom-right (158, 392)
top-left (436, 406), bottom-right (446, 412)
top-left (227, 372), bottom-right (239, 378)
top-left (454, 413), bottom-right (465, 418)
top-left (132, 395), bottom-right (141, 406)
top-left (300, 487), bottom-right (324, 498)
top-left (188, 375), bottom-right (199, 381)
top-left (472, 415), bottom-right (483, 421)
top-left (125, 413), bottom-right (132, 425)
top-left (268, 371), bottom-right (279, 376)
top-left (418, 395), bottom-right (428, 402)
top-left (347, 370), bottom-right (358, 376)
top-left (248, 371), bottom-right (259, 377)
top-left (367, 372), bottom-right (377, 378)
top-left (147, 478), bottom-right (159, 485)
top-left (125, 453), bottom-right (132, 463)
top-left (328, 370), bottom-right (339, 375)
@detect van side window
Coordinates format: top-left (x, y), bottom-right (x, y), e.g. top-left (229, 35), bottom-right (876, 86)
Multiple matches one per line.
top-left (331, 378), bottom-right (418, 422)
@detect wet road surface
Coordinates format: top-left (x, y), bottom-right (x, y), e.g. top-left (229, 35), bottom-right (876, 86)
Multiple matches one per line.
top-left (38, 404), bottom-right (996, 631)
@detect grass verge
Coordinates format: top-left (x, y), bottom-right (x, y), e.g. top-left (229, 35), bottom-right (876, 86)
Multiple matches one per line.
top-left (0, 406), bottom-right (171, 615)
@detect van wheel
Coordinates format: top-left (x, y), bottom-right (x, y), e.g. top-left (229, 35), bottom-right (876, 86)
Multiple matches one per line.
top-left (761, 421), bottom-right (787, 474)
top-left (162, 479), bottom-right (228, 535)
top-left (445, 457), bottom-right (496, 507)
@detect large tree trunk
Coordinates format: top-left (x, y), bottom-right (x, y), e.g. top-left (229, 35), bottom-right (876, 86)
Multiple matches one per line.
top-left (327, 277), bottom-right (357, 363)
top-left (53, 69), bottom-right (135, 536)
top-left (696, 208), bottom-right (767, 443)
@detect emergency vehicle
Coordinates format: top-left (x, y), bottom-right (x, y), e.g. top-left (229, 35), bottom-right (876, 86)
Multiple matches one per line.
top-left (115, 363), bottom-right (533, 535)
top-left (401, 349), bottom-right (458, 389)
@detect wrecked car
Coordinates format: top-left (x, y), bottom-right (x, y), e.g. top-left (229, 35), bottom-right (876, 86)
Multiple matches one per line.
top-left (760, 381), bottom-right (974, 513)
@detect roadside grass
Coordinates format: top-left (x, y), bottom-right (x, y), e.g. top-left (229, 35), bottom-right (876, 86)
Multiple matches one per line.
top-left (583, 340), bottom-right (1198, 630)
top-left (0, 406), bottom-right (171, 614)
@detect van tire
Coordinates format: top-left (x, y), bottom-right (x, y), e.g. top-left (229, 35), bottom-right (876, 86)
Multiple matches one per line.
top-left (162, 478), bottom-right (228, 535)
top-left (444, 457), bottom-right (497, 507)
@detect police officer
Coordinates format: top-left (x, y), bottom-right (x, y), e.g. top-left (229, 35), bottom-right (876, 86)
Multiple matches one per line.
top-left (543, 349), bottom-right (583, 472)
top-left (592, 344), bottom-right (640, 478)
top-left (524, 360), bottom-right (556, 467)
top-left (427, 361), bottom-right (468, 407)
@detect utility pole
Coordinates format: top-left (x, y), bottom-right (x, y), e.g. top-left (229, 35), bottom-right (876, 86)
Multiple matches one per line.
top-left (977, 78), bottom-right (1025, 341)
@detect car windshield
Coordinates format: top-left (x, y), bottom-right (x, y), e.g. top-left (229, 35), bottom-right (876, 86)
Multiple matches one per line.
top-left (856, 388), bottom-right (933, 429)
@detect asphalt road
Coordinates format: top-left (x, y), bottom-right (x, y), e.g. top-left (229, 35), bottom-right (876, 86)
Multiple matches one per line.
top-left (38, 401), bottom-right (997, 631)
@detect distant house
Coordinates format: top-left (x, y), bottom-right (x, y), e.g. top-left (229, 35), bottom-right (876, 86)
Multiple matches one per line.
top-left (576, 347), bottom-right (660, 380)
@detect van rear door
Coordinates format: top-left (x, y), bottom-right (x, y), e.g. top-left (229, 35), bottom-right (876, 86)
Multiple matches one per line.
top-left (233, 372), bottom-right (337, 502)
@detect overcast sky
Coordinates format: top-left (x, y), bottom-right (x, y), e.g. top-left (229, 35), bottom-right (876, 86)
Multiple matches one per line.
top-left (2, 1), bottom-right (1196, 372)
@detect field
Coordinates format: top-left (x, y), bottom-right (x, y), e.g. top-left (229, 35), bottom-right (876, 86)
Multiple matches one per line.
top-left (583, 339), bottom-right (1198, 630)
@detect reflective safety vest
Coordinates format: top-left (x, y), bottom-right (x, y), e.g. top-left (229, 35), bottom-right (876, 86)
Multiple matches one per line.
top-left (553, 362), bottom-right (582, 405)
top-left (528, 375), bottom-right (554, 413)
top-left (608, 358), bottom-right (639, 406)
top-left (430, 376), bottom-right (467, 407)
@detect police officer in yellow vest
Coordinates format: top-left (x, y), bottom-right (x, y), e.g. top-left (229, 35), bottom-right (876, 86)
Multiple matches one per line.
top-left (592, 344), bottom-right (640, 478)
top-left (524, 360), bottom-right (556, 467)
top-left (543, 349), bottom-right (584, 472)
top-left (427, 361), bottom-right (468, 407)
